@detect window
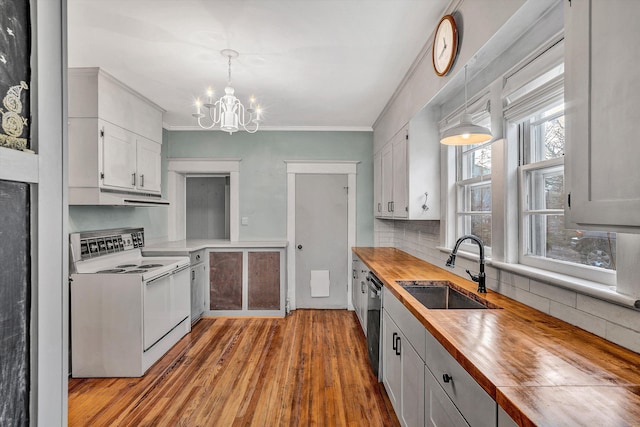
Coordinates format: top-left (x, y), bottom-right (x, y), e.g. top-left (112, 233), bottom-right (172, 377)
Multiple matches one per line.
top-left (518, 99), bottom-right (616, 282)
top-left (456, 136), bottom-right (492, 248)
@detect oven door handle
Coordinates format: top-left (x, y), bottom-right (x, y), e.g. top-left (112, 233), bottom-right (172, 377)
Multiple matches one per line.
top-left (146, 271), bottom-right (172, 285)
top-left (172, 265), bottom-right (190, 274)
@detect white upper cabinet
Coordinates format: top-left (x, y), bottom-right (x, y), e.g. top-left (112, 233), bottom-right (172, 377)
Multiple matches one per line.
top-left (564, 0), bottom-right (640, 231)
top-left (374, 114), bottom-right (440, 220)
top-left (136, 136), bottom-right (162, 193)
top-left (101, 121), bottom-right (137, 190)
top-left (373, 151), bottom-right (383, 216)
top-left (68, 68), bottom-right (166, 205)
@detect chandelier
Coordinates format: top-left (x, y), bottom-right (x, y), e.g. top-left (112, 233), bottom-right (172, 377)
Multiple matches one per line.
top-left (193, 49), bottom-right (262, 134)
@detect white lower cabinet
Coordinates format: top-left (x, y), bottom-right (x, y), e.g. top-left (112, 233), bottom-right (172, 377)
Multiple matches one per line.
top-left (352, 254), bottom-right (369, 334)
top-left (382, 287), bottom-right (498, 427)
top-left (382, 299), bottom-right (425, 427)
top-left (425, 332), bottom-right (497, 427)
top-left (382, 310), bottom-right (403, 410)
top-left (497, 407), bottom-right (518, 427)
top-left (425, 366), bottom-right (470, 427)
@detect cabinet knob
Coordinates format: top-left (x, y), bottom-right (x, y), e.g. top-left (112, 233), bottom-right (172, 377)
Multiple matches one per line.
top-left (442, 373), bottom-right (452, 383)
top-left (297, 244), bottom-right (303, 250)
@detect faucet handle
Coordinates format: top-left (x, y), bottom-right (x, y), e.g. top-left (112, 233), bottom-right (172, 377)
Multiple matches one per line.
top-left (465, 269), bottom-right (479, 282)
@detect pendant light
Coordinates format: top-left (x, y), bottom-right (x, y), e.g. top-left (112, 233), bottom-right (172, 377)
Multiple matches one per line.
top-left (440, 65), bottom-right (492, 145)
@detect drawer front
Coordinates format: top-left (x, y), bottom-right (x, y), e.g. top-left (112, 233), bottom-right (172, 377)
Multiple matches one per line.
top-left (383, 287), bottom-right (426, 361)
top-left (190, 249), bottom-right (205, 265)
top-left (425, 366), bottom-right (469, 427)
top-left (425, 332), bottom-right (496, 427)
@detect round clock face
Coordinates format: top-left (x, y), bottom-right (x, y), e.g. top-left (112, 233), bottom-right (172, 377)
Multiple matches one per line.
top-left (432, 15), bottom-right (458, 76)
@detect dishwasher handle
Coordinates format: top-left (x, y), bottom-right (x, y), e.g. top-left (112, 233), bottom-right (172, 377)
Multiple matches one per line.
top-left (367, 273), bottom-right (382, 295)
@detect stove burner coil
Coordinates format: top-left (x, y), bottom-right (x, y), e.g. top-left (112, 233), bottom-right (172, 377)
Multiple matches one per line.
top-left (138, 264), bottom-right (163, 269)
top-left (124, 269), bottom-right (146, 274)
top-left (116, 264), bottom-right (137, 268)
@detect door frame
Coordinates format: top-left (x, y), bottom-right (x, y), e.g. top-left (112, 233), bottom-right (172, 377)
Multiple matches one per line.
top-left (286, 160), bottom-right (358, 311)
top-left (167, 158), bottom-right (241, 241)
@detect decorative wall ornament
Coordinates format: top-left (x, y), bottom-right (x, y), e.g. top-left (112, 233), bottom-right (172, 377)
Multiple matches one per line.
top-left (0, 0), bottom-right (31, 151)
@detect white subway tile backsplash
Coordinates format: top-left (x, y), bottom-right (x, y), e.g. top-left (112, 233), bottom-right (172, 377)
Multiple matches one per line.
top-left (549, 301), bottom-right (607, 337)
top-left (605, 323), bottom-right (640, 354)
top-left (577, 295), bottom-right (640, 332)
top-left (530, 280), bottom-right (577, 308)
top-left (373, 219), bottom-right (640, 353)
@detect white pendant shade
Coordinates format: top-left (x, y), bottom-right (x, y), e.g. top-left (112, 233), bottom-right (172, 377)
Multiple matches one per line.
top-left (440, 113), bottom-right (493, 145)
top-left (440, 65), bottom-right (493, 145)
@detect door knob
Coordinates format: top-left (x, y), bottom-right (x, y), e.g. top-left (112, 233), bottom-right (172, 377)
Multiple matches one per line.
top-left (297, 244), bottom-right (302, 250)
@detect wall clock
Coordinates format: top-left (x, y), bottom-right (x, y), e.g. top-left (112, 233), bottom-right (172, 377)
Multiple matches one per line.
top-left (432, 14), bottom-right (458, 76)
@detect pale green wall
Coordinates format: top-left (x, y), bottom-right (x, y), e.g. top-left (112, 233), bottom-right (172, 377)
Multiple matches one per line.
top-left (167, 130), bottom-right (374, 245)
top-left (69, 129), bottom-right (375, 246)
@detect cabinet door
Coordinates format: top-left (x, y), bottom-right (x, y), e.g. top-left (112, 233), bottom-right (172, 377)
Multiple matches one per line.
top-left (565, 0), bottom-right (640, 229)
top-left (247, 251), bottom-right (280, 310)
top-left (382, 310), bottom-right (402, 415)
top-left (171, 266), bottom-right (191, 326)
top-left (381, 144), bottom-right (394, 218)
top-left (358, 277), bottom-right (368, 335)
top-left (209, 251), bottom-right (243, 310)
top-left (373, 152), bottom-right (383, 217)
top-left (401, 334), bottom-right (425, 427)
top-left (425, 367), bottom-right (469, 427)
top-left (191, 263), bottom-right (206, 322)
top-left (352, 257), bottom-right (360, 313)
top-left (392, 133), bottom-right (408, 218)
top-left (136, 136), bottom-right (162, 193)
top-left (101, 122), bottom-right (136, 190)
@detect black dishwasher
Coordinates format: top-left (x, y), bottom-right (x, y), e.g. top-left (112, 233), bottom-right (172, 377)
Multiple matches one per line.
top-left (366, 272), bottom-right (383, 379)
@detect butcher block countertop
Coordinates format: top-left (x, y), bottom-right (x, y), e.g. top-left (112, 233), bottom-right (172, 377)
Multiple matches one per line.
top-left (353, 247), bottom-right (640, 427)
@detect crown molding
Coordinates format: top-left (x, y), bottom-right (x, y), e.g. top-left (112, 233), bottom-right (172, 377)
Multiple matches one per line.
top-left (163, 123), bottom-right (373, 132)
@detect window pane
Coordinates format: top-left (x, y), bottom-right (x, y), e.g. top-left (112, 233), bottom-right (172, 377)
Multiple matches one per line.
top-left (470, 183), bottom-right (491, 212)
top-left (525, 214), bottom-right (616, 271)
top-left (470, 214), bottom-right (491, 246)
top-left (462, 144), bottom-right (492, 179)
top-left (530, 110), bottom-right (565, 162)
top-left (526, 166), bottom-right (564, 210)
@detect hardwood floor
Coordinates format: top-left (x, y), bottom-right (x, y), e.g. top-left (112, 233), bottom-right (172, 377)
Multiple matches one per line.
top-left (68, 310), bottom-right (400, 426)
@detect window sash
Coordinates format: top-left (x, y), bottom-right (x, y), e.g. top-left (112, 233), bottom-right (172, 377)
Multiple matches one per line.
top-left (518, 161), bottom-right (616, 285)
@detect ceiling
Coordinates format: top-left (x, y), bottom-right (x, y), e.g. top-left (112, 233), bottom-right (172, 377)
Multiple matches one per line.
top-left (67, 0), bottom-right (450, 131)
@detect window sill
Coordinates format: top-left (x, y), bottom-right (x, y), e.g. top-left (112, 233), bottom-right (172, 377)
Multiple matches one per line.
top-left (437, 246), bottom-right (639, 309)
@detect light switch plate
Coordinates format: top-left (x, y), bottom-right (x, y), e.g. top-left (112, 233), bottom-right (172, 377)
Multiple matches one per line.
top-left (241, 216), bottom-right (249, 226)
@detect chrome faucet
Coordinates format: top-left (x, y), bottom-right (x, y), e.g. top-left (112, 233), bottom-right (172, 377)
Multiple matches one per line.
top-left (445, 234), bottom-right (486, 293)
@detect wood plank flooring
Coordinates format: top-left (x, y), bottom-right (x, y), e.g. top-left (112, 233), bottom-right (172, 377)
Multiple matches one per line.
top-left (68, 310), bottom-right (399, 426)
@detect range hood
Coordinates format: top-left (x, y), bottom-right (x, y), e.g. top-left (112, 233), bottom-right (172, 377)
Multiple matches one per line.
top-left (69, 187), bottom-right (170, 206)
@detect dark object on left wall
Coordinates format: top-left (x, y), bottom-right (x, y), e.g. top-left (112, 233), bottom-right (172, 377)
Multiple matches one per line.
top-left (0, 0), bottom-right (31, 151)
top-left (0, 179), bottom-right (31, 427)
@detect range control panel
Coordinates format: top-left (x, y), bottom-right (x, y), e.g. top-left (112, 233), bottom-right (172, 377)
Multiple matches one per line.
top-left (71, 228), bottom-right (145, 261)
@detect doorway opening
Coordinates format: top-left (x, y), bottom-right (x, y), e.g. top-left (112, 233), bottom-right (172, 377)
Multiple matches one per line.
top-left (186, 175), bottom-right (230, 239)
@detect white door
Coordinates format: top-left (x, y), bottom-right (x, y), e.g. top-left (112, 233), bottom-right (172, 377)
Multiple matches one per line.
top-left (295, 174), bottom-right (348, 309)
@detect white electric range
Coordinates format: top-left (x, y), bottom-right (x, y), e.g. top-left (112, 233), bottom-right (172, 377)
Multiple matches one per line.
top-left (70, 227), bottom-right (191, 377)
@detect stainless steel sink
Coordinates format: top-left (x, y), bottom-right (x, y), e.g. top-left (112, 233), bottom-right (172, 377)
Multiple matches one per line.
top-left (397, 280), bottom-right (500, 310)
